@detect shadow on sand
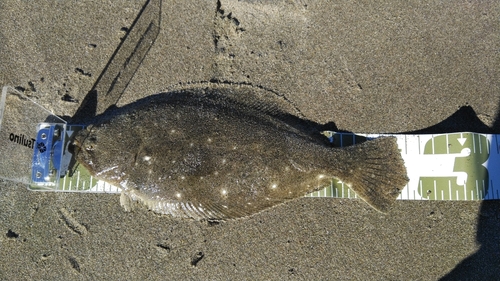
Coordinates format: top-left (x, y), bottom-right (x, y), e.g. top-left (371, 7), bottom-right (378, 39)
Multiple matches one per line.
top-left (71, 0), bottom-right (161, 123)
top-left (407, 105), bottom-right (500, 281)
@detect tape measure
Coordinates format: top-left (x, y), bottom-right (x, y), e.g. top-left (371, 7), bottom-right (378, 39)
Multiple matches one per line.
top-left (30, 127), bottom-right (500, 201)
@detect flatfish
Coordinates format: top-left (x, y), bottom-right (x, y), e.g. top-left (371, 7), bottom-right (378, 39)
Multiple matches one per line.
top-left (73, 85), bottom-right (408, 220)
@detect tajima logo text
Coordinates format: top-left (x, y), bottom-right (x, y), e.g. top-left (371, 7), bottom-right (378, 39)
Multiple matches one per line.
top-left (9, 133), bottom-right (35, 149)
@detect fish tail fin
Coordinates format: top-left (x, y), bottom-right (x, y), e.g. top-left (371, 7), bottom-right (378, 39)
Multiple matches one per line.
top-left (334, 136), bottom-right (408, 212)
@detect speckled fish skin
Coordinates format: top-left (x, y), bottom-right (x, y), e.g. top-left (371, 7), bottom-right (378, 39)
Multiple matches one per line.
top-left (74, 86), bottom-right (408, 220)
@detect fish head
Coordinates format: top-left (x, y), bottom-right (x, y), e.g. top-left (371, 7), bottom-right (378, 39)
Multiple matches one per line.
top-left (72, 125), bottom-right (134, 185)
top-left (72, 126), bottom-right (104, 173)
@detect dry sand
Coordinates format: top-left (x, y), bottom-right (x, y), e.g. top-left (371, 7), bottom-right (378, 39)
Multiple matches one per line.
top-left (1, 0), bottom-right (499, 280)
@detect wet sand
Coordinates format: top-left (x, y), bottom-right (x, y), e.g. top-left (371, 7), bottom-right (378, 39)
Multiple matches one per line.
top-left (1, 0), bottom-right (499, 280)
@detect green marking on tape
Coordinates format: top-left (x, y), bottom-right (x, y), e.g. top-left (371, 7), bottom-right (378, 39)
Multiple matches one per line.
top-left (418, 133), bottom-right (489, 200)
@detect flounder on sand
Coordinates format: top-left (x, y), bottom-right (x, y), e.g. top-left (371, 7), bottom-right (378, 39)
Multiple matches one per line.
top-left (73, 85), bottom-right (408, 220)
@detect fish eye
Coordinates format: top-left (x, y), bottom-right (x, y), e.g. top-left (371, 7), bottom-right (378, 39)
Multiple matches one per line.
top-left (68, 141), bottom-right (79, 154)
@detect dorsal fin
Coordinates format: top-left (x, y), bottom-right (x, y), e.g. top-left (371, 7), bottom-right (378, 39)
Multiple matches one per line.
top-left (163, 80), bottom-right (305, 118)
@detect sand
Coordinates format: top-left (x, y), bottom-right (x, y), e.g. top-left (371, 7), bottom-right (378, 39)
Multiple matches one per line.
top-left (1, 0), bottom-right (499, 280)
